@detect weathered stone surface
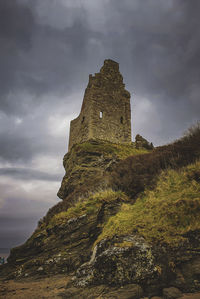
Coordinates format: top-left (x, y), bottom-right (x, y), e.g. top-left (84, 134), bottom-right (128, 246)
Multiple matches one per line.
top-left (57, 140), bottom-right (116, 200)
top-left (163, 287), bottom-right (182, 299)
top-left (135, 134), bottom-right (153, 150)
top-left (57, 139), bottom-right (139, 201)
top-left (69, 59), bottom-right (132, 150)
top-left (178, 256), bottom-right (200, 292)
top-left (1, 198), bottom-right (125, 279)
top-left (74, 235), bottom-right (159, 287)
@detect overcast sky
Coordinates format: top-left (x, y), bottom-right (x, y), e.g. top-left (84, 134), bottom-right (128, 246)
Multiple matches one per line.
top-left (0, 0), bottom-right (199, 250)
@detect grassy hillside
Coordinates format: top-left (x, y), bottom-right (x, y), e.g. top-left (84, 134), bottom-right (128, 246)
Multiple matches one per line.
top-left (96, 159), bottom-right (200, 246)
top-left (111, 123), bottom-right (200, 199)
top-left (49, 189), bottom-right (129, 228)
top-left (45, 140), bottom-right (148, 223)
top-left (75, 139), bottom-right (149, 160)
top-left (2, 124), bottom-right (200, 299)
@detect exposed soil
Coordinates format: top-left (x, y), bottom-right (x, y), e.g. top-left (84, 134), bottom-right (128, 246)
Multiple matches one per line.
top-left (1, 275), bottom-right (200, 299)
top-left (0, 275), bottom-right (69, 299)
top-left (181, 294), bottom-right (200, 299)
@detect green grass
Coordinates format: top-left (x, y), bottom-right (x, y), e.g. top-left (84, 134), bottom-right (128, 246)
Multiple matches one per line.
top-left (76, 140), bottom-right (149, 159)
top-left (96, 160), bottom-right (200, 246)
top-left (49, 189), bottom-right (129, 227)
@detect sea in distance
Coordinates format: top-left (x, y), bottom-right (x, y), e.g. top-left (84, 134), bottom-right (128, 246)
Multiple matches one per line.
top-left (0, 248), bottom-right (10, 262)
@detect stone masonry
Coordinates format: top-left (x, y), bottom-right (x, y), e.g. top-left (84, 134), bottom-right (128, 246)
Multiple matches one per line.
top-left (68, 59), bottom-right (132, 150)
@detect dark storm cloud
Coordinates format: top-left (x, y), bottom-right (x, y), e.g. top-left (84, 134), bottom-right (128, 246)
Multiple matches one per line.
top-left (1, 0), bottom-right (200, 117)
top-left (0, 0), bottom-right (34, 114)
top-left (0, 126), bottom-right (60, 163)
top-left (0, 132), bottom-right (34, 162)
top-left (0, 0), bottom-right (92, 116)
top-left (106, 0), bottom-right (200, 100)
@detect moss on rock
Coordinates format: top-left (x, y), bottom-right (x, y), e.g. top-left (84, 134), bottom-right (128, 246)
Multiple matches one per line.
top-left (50, 189), bottom-right (129, 227)
top-left (57, 139), bottom-right (149, 200)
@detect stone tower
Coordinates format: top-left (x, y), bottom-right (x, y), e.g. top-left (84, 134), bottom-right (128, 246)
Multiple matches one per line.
top-left (68, 59), bottom-right (131, 150)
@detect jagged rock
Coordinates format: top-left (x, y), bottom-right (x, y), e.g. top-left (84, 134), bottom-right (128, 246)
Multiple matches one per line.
top-left (2, 193), bottom-right (126, 279)
top-left (135, 134), bottom-right (153, 150)
top-left (74, 235), bottom-right (158, 287)
top-left (57, 140), bottom-right (117, 200)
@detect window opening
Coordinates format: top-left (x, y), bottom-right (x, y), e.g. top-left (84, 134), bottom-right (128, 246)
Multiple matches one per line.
top-left (82, 116), bottom-right (85, 123)
top-left (100, 111), bottom-right (103, 119)
top-left (120, 116), bottom-right (123, 124)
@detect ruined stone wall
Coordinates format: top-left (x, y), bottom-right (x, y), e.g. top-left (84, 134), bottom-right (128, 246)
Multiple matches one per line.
top-left (68, 88), bottom-right (93, 150)
top-left (68, 59), bottom-right (132, 150)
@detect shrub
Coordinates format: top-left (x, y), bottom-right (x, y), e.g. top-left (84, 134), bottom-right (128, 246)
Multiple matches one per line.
top-left (111, 122), bottom-right (200, 199)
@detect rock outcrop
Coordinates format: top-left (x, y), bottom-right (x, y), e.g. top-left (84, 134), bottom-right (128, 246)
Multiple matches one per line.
top-left (1, 125), bottom-right (200, 299)
top-left (135, 134), bottom-right (154, 150)
top-left (1, 140), bottom-right (146, 279)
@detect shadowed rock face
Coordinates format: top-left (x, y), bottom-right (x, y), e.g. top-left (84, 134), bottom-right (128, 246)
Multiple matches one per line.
top-left (57, 139), bottom-right (147, 201)
top-left (1, 141), bottom-right (139, 279)
top-left (57, 139), bottom-right (116, 201)
top-left (68, 59), bottom-right (132, 150)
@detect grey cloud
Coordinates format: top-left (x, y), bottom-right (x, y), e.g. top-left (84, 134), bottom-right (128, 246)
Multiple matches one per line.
top-left (0, 168), bottom-right (60, 181)
top-left (0, 104), bottom-right (68, 163)
top-left (0, 130), bottom-right (60, 163)
top-left (0, 0), bottom-right (91, 116)
top-left (0, 0), bottom-right (33, 48)
top-left (107, 0), bottom-right (200, 101)
top-left (0, 133), bottom-right (34, 162)
top-left (0, 0), bottom-right (35, 114)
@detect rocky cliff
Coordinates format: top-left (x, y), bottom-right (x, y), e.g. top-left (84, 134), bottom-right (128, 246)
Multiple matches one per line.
top-left (1, 125), bottom-right (200, 299)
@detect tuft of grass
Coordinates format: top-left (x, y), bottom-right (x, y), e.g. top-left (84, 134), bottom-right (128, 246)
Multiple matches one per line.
top-left (96, 160), bottom-right (200, 246)
top-left (49, 189), bottom-right (129, 227)
top-left (77, 140), bottom-right (149, 159)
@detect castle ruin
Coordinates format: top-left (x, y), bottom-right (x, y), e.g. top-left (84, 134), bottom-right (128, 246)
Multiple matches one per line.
top-left (68, 59), bottom-right (132, 150)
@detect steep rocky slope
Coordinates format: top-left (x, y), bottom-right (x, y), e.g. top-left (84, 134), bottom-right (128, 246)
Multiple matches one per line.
top-left (1, 126), bottom-right (200, 298)
top-left (0, 140), bottom-right (148, 279)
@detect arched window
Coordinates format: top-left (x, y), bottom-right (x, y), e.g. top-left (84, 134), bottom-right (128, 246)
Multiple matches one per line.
top-left (120, 116), bottom-right (123, 124)
top-left (100, 111), bottom-right (103, 119)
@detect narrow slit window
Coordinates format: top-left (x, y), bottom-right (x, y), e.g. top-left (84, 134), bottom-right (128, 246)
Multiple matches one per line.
top-left (120, 116), bottom-right (123, 124)
top-left (100, 111), bottom-right (103, 119)
top-left (82, 116), bottom-right (85, 123)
